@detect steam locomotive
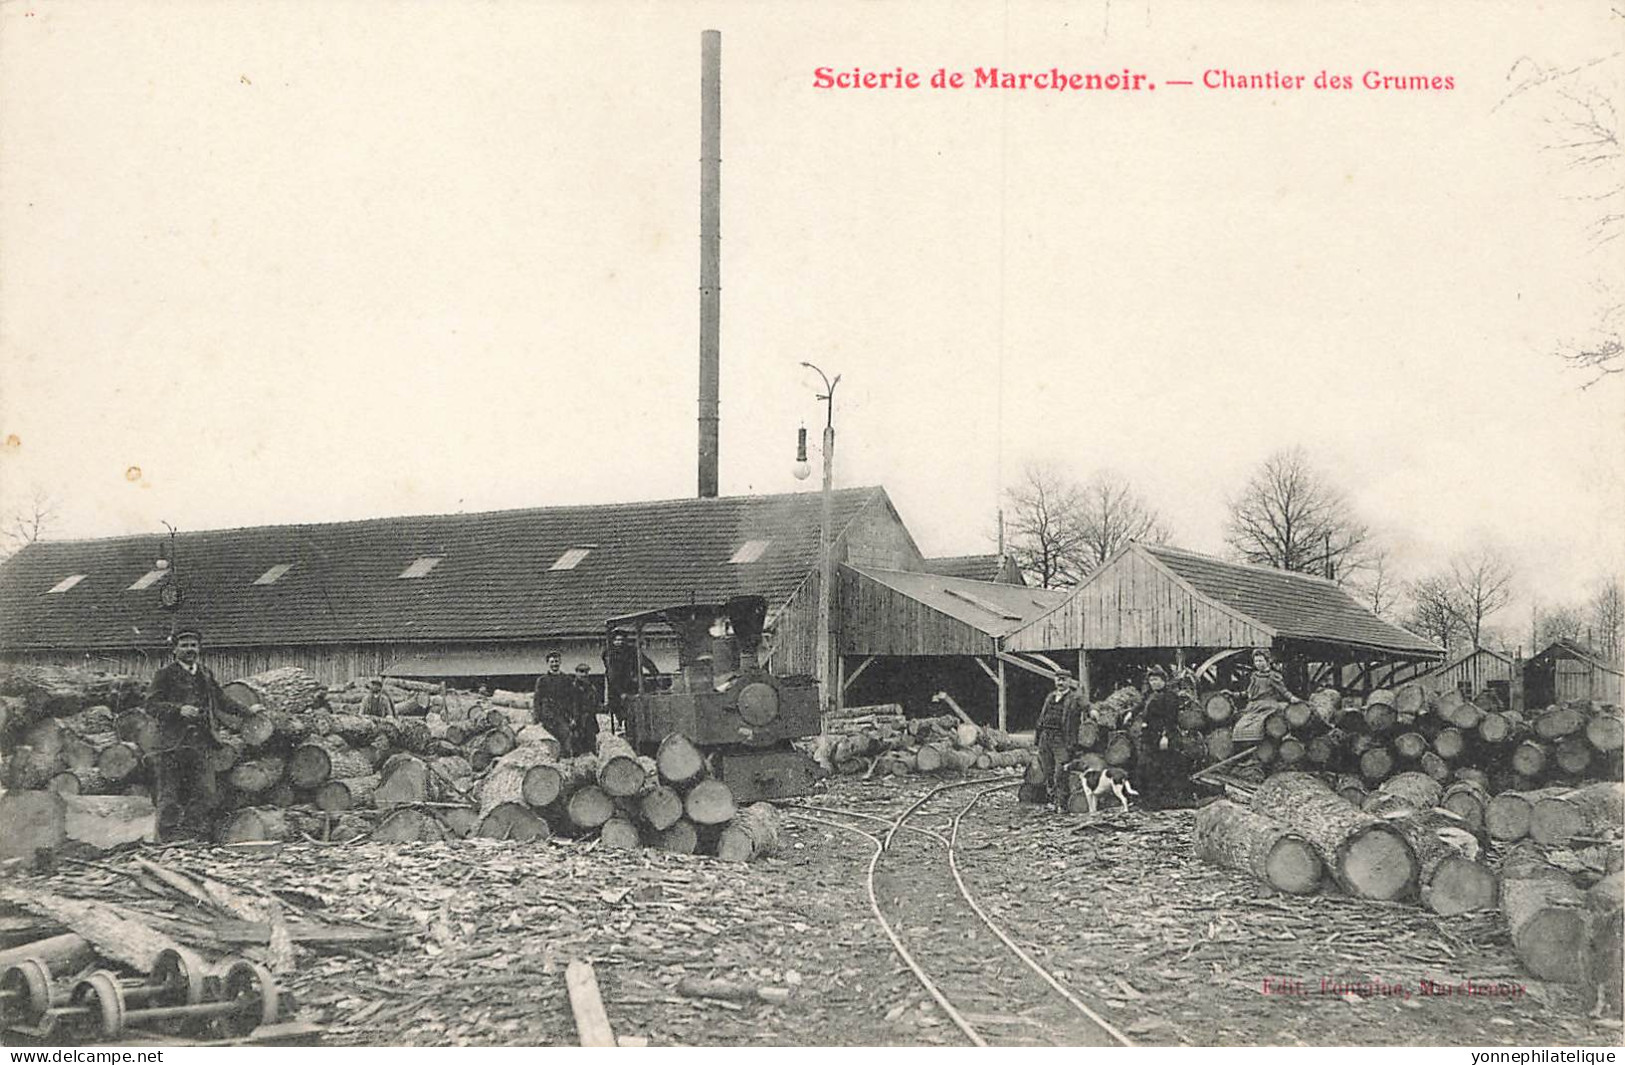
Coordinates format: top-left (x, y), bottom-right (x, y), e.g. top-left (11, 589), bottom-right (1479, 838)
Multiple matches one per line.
top-left (607, 595), bottom-right (822, 802)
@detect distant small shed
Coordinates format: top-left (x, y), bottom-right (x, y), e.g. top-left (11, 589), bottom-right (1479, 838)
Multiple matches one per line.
top-left (1411, 647), bottom-right (1515, 699)
top-left (1526, 638), bottom-right (1623, 705)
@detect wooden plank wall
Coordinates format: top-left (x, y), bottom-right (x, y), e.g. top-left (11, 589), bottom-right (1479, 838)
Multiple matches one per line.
top-left (1414, 651), bottom-right (1515, 696)
top-left (767, 573), bottom-right (822, 678)
top-left (1556, 659), bottom-right (1623, 703)
top-left (1005, 548), bottom-right (1272, 652)
top-left (836, 569), bottom-right (992, 657)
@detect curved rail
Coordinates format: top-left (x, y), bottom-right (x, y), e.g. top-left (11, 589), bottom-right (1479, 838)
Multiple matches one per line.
top-left (786, 776), bottom-right (1136, 1047)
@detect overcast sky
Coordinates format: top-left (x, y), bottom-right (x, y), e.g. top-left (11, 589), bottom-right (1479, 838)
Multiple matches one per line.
top-left (1, 1), bottom-right (1621, 634)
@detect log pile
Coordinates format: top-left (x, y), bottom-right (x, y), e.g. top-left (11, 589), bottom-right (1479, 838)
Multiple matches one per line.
top-left (0, 667), bottom-right (778, 863)
top-left (808, 703), bottom-right (1037, 779)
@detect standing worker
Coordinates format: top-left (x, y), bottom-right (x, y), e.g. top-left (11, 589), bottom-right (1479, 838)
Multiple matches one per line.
top-left (570, 662), bottom-right (600, 755)
top-left (533, 650), bottom-right (575, 755)
top-left (1035, 674), bottom-right (1081, 812)
top-left (144, 628), bottom-right (235, 838)
top-left (1128, 665), bottom-right (1182, 808)
top-left (359, 678), bottom-right (397, 718)
top-left (603, 630), bottom-right (658, 734)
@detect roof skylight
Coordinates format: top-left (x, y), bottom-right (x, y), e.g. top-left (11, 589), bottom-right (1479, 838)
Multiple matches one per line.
top-left (398, 557), bottom-right (444, 579)
top-left (550, 546), bottom-right (594, 571)
top-left (254, 563), bottom-right (294, 586)
top-left (47, 575), bottom-right (87, 594)
top-left (729, 540), bottom-right (771, 564)
top-left (128, 569), bottom-right (168, 591)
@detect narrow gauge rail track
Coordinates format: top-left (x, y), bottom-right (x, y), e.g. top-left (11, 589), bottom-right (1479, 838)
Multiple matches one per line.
top-left (784, 778), bottom-right (1135, 1047)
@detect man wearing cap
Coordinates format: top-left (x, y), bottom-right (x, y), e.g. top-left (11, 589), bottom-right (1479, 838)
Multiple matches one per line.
top-left (145, 628), bottom-right (234, 836)
top-left (359, 678), bottom-right (396, 718)
top-left (1035, 673), bottom-right (1082, 811)
top-left (569, 663), bottom-right (600, 754)
top-left (533, 651), bottom-right (576, 755)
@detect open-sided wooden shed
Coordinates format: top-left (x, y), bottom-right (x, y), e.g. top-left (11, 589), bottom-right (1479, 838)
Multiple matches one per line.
top-left (1002, 542), bottom-right (1442, 696)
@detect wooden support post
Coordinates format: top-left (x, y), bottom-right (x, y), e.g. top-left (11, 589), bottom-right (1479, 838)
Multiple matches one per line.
top-left (973, 657), bottom-right (998, 683)
top-left (835, 655), bottom-right (846, 713)
top-left (1079, 650), bottom-right (1091, 702)
top-left (997, 658), bottom-right (1007, 732)
top-left (842, 655), bottom-right (875, 693)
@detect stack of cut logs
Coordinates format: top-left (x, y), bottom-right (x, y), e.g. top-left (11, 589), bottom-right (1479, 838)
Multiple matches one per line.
top-left (1194, 770), bottom-right (1622, 1011)
top-left (810, 699), bottom-right (1037, 778)
top-left (0, 665), bottom-right (780, 862)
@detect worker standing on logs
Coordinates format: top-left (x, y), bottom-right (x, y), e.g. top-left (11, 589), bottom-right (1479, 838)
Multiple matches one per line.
top-left (570, 662), bottom-right (600, 754)
top-left (1128, 665), bottom-right (1181, 809)
top-left (533, 650), bottom-right (576, 755)
top-left (1035, 674), bottom-right (1082, 811)
top-left (359, 678), bottom-right (396, 718)
top-left (603, 630), bottom-right (658, 735)
top-left (144, 628), bottom-right (233, 837)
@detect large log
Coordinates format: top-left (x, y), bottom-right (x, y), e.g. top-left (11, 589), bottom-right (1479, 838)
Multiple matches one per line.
top-left (373, 807), bottom-right (448, 843)
top-left (1373, 771), bottom-right (1443, 812)
top-left (227, 755), bottom-right (286, 795)
top-left (1500, 842), bottom-right (1590, 984)
top-left (1394, 732), bottom-right (1428, 761)
top-left (1531, 782), bottom-right (1625, 847)
top-left (1486, 790), bottom-right (1537, 842)
top-left (287, 738), bottom-right (374, 789)
top-left (1203, 693), bottom-right (1235, 725)
top-left (1194, 799), bottom-right (1322, 895)
top-left (1358, 745), bottom-right (1395, 783)
top-left (374, 755), bottom-right (430, 807)
top-left (216, 806), bottom-right (291, 843)
top-left (1555, 735), bottom-right (1594, 776)
top-left (1440, 780), bottom-right (1491, 832)
top-left (1435, 691), bottom-right (1482, 730)
top-left (0, 888), bottom-right (179, 974)
top-left (94, 740), bottom-right (143, 783)
top-left (639, 785), bottom-right (684, 831)
top-left (0, 932), bottom-right (95, 974)
top-left (566, 785), bottom-right (615, 832)
top-left (1587, 711), bottom-right (1625, 754)
top-left (476, 803), bottom-right (551, 842)
top-left (596, 733), bottom-right (648, 797)
top-left (314, 774), bottom-right (379, 814)
top-left (1249, 772), bottom-right (1417, 901)
top-left (598, 817), bottom-right (642, 849)
top-left (717, 803), bottom-right (782, 862)
top-left (0, 792), bottom-right (158, 857)
top-left (684, 779), bottom-right (737, 826)
top-left (655, 818), bottom-right (700, 854)
top-left (1103, 731), bottom-right (1134, 767)
top-left (221, 666), bottom-right (325, 715)
top-left (1384, 809), bottom-right (1498, 916)
top-left (1534, 704), bottom-right (1588, 741)
top-left (1433, 727), bottom-right (1467, 762)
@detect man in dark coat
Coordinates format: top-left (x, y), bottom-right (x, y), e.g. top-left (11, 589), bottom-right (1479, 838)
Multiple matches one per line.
top-left (145, 628), bottom-right (233, 836)
top-left (1035, 674), bottom-right (1082, 810)
top-left (533, 650), bottom-right (575, 755)
top-left (569, 662), bottom-right (600, 755)
top-left (359, 678), bottom-right (396, 718)
top-left (603, 630), bottom-right (658, 733)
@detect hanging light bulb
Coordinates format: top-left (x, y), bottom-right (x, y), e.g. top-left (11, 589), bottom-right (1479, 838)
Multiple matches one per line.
top-left (792, 425), bottom-right (811, 481)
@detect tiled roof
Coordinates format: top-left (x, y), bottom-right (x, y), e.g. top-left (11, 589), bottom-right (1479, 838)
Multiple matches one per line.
top-left (0, 488), bottom-right (888, 650)
top-left (850, 566), bottom-right (1070, 638)
top-left (1538, 638), bottom-right (1625, 675)
top-left (1142, 543), bottom-right (1442, 657)
top-left (920, 554), bottom-right (1020, 584)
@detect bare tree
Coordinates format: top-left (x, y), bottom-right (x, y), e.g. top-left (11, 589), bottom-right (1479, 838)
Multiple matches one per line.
top-left (1003, 462), bottom-right (1088, 589)
top-left (1223, 447), bottom-right (1370, 581)
top-left (1499, 47), bottom-right (1624, 385)
top-left (1349, 545), bottom-right (1400, 620)
top-left (1404, 575), bottom-right (1465, 655)
top-left (1590, 577), bottom-right (1624, 662)
top-left (1, 487), bottom-right (59, 559)
top-left (1535, 602), bottom-right (1587, 646)
top-left (1448, 547), bottom-right (1516, 648)
top-left (1076, 471), bottom-right (1170, 573)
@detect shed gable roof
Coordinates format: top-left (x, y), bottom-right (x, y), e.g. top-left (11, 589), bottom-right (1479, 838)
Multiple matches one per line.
top-left (0, 487), bottom-right (891, 650)
top-left (849, 566), bottom-right (1069, 639)
top-left (1141, 544), bottom-right (1441, 656)
top-left (920, 554), bottom-right (1022, 584)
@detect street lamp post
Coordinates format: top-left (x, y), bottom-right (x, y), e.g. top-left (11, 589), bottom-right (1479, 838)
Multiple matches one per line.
top-left (798, 362), bottom-right (840, 715)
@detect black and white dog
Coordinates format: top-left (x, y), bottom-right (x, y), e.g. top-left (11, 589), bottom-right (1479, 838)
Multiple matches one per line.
top-left (1062, 761), bottom-right (1140, 814)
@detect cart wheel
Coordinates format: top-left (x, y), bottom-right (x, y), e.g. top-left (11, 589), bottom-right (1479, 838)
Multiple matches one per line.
top-left (0, 958), bottom-right (54, 1026)
top-left (70, 971), bottom-right (127, 1037)
top-left (151, 947), bottom-right (207, 1006)
top-left (219, 959), bottom-right (278, 1038)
